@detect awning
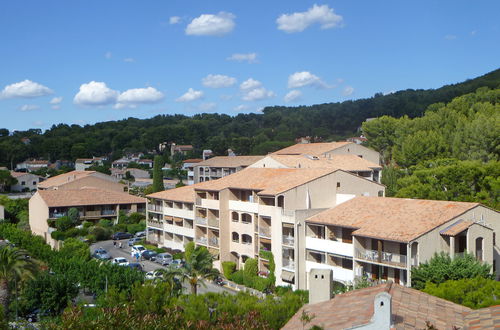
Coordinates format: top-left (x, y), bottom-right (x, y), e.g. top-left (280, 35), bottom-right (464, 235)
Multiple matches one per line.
top-left (260, 237), bottom-right (272, 244)
top-left (173, 217), bottom-right (183, 223)
top-left (282, 223), bottom-right (294, 228)
top-left (440, 220), bottom-right (473, 236)
top-left (164, 216), bottom-right (173, 221)
top-left (281, 270), bottom-right (295, 283)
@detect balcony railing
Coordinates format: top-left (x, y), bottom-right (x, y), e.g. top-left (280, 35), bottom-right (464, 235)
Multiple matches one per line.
top-left (355, 248), bottom-right (407, 266)
top-left (196, 237), bottom-right (208, 245)
top-left (101, 209), bottom-right (116, 216)
top-left (209, 237), bottom-right (219, 247)
top-left (259, 227), bottom-right (271, 237)
top-left (282, 259), bottom-right (295, 270)
top-left (195, 217), bottom-right (207, 225)
top-left (49, 212), bottom-right (66, 219)
top-left (282, 236), bottom-right (295, 246)
top-left (147, 220), bottom-right (163, 229)
top-left (148, 205), bottom-right (163, 213)
top-left (208, 218), bottom-right (219, 228)
top-left (84, 210), bottom-right (101, 217)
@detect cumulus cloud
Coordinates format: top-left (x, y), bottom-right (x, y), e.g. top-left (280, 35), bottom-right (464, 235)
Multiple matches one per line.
top-left (288, 71), bottom-right (327, 88)
top-left (0, 80), bottom-right (53, 99)
top-left (342, 86), bottom-right (354, 96)
top-left (116, 87), bottom-right (165, 108)
top-left (277, 4), bottom-right (343, 33)
top-left (176, 88), bottom-right (204, 102)
top-left (240, 78), bottom-right (262, 91)
top-left (19, 104), bottom-right (39, 112)
top-left (284, 90), bottom-right (302, 103)
top-left (226, 53), bottom-right (257, 63)
top-left (242, 87), bottom-right (275, 101)
top-left (186, 12), bottom-right (235, 36)
top-left (169, 16), bottom-right (181, 24)
top-left (202, 74), bottom-right (237, 88)
top-left (50, 96), bottom-right (62, 110)
top-left (73, 81), bottom-right (119, 106)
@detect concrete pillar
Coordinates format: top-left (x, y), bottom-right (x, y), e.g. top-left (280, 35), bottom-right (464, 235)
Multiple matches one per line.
top-left (450, 236), bottom-right (455, 258)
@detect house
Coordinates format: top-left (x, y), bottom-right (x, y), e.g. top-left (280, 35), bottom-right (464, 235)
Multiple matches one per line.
top-left (300, 197), bottom-right (499, 289)
top-left (37, 170), bottom-right (126, 192)
top-left (146, 167), bottom-right (385, 287)
top-left (29, 188), bottom-right (146, 248)
top-left (272, 141), bottom-right (381, 165)
top-left (284, 281), bottom-right (499, 329)
top-left (181, 159), bottom-right (203, 185)
top-left (111, 158), bottom-right (131, 169)
top-left (110, 168), bottom-right (150, 180)
top-left (15, 159), bottom-right (50, 173)
top-left (193, 156), bottom-right (264, 184)
top-left (347, 135), bottom-right (368, 145)
top-left (9, 171), bottom-right (43, 192)
top-left (249, 154), bottom-right (383, 183)
top-left (75, 157), bottom-right (105, 171)
top-left (146, 184), bottom-right (200, 252)
top-left (170, 143), bottom-right (193, 156)
top-left (137, 159), bottom-right (153, 168)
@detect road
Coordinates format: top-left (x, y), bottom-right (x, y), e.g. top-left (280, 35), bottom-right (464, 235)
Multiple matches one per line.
top-left (91, 239), bottom-right (236, 295)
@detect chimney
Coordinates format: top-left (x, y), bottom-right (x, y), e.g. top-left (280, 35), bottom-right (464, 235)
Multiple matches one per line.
top-left (368, 291), bottom-right (392, 329)
top-left (308, 269), bottom-right (333, 304)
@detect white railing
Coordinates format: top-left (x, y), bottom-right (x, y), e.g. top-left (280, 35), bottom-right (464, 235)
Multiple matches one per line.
top-left (196, 237), bottom-right (208, 245)
top-left (259, 227), bottom-right (271, 237)
top-left (209, 237), bottom-right (219, 247)
top-left (355, 248), bottom-right (407, 266)
top-left (282, 259), bottom-right (295, 270)
top-left (148, 205), bottom-right (163, 213)
top-left (282, 236), bottom-right (295, 246)
top-left (195, 217), bottom-right (207, 225)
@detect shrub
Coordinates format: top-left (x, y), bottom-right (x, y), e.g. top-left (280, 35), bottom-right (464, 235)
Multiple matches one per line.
top-left (253, 277), bottom-right (270, 292)
top-left (67, 208), bottom-right (80, 225)
top-left (90, 226), bottom-right (111, 241)
top-left (113, 223), bottom-right (128, 233)
top-left (275, 285), bottom-right (293, 296)
top-left (64, 227), bottom-right (81, 238)
top-left (222, 261), bottom-right (236, 278)
top-left (173, 252), bottom-right (184, 260)
top-left (99, 219), bottom-right (113, 228)
top-left (244, 258), bottom-right (258, 277)
top-left (128, 212), bottom-right (145, 224)
top-left (55, 216), bottom-right (73, 232)
top-left (82, 221), bottom-right (93, 229)
top-left (51, 230), bottom-right (66, 241)
top-left (85, 234), bottom-right (96, 243)
top-left (127, 223), bottom-right (145, 234)
top-left (230, 270), bottom-right (245, 284)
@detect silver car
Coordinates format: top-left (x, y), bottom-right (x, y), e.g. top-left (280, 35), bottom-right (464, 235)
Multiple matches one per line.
top-left (155, 253), bottom-right (173, 266)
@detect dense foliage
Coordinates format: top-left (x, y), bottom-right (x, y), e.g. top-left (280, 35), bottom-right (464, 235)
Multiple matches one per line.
top-left (423, 277), bottom-right (500, 309)
top-left (1, 69), bottom-right (498, 167)
top-left (411, 252), bottom-right (493, 290)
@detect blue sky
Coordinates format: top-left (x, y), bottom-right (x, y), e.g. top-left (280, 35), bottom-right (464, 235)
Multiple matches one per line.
top-left (1, 1), bottom-right (499, 131)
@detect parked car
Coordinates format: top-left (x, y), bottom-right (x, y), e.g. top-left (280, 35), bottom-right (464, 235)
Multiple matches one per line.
top-left (145, 270), bottom-right (163, 280)
top-left (142, 250), bottom-right (158, 261)
top-left (169, 259), bottom-right (184, 269)
top-left (112, 257), bottom-right (129, 266)
top-left (128, 237), bottom-right (143, 246)
top-left (131, 245), bottom-right (147, 257)
top-left (155, 253), bottom-right (173, 266)
top-left (112, 232), bottom-right (133, 240)
top-left (127, 263), bottom-right (143, 271)
top-left (92, 248), bottom-right (111, 260)
top-left (134, 231), bottom-right (146, 238)
top-left (214, 277), bottom-right (226, 286)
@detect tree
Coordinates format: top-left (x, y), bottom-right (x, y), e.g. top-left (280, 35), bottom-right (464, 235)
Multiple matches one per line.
top-left (164, 246), bottom-right (219, 295)
top-left (67, 208), bottom-right (80, 225)
top-left (152, 155), bottom-right (164, 193)
top-left (0, 170), bottom-right (16, 192)
top-left (411, 252), bottom-right (492, 290)
top-left (0, 247), bottom-right (37, 317)
top-left (59, 238), bottom-right (90, 261)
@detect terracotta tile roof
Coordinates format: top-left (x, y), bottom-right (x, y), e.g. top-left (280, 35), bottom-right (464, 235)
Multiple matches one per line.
top-left (440, 220), bottom-right (475, 236)
top-left (272, 141), bottom-right (352, 156)
top-left (25, 160), bottom-right (49, 165)
top-left (147, 184), bottom-right (200, 203)
top-left (267, 154), bottom-right (381, 171)
top-left (37, 171), bottom-right (95, 189)
top-left (194, 167), bottom-right (342, 195)
top-left (183, 158), bottom-right (203, 163)
top-left (284, 282), bottom-right (477, 329)
top-left (10, 171), bottom-right (35, 178)
top-left (37, 188), bottom-right (146, 207)
top-left (464, 305), bottom-right (500, 329)
top-left (307, 197), bottom-right (480, 242)
top-left (195, 156), bottom-right (264, 168)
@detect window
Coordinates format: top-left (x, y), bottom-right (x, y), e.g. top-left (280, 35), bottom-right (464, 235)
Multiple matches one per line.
top-left (336, 182), bottom-right (340, 188)
top-left (32, 181), bottom-right (36, 185)
top-left (342, 258), bottom-right (353, 270)
top-left (21, 181), bottom-right (25, 185)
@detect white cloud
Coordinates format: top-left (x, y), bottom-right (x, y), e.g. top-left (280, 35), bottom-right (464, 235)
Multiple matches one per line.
top-left (284, 90), bottom-right (302, 103)
top-left (233, 104), bottom-right (249, 112)
top-left (226, 53), bottom-right (257, 63)
top-left (240, 78), bottom-right (262, 91)
top-left (19, 104), bottom-right (39, 111)
top-left (198, 102), bottom-right (217, 111)
top-left (116, 87), bottom-right (165, 108)
top-left (123, 58), bottom-right (135, 63)
top-left (288, 71), bottom-right (327, 88)
top-left (169, 16), bottom-right (181, 24)
top-left (277, 4), bottom-right (343, 33)
top-left (105, 51), bottom-right (112, 59)
top-left (202, 74), bottom-right (237, 88)
top-left (176, 88), bottom-right (204, 102)
top-left (342, 86), bottom-right (354, 96)
top-left (50, 96), bottom-right (62, 110)
top-left (0, 80), bottom-right (53, 99)
top-left (186, 12), bottom-right (235, 36)
top-left (73, 81), bottom-right (119, 106)
top-left (242, 87), bottom-right (275, 101)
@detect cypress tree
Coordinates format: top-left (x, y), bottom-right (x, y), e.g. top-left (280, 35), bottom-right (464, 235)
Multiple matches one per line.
top-left (152, 155), bottom-right (164, 192)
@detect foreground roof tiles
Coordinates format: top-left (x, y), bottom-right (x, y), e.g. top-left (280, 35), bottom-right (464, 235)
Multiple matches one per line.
top-left (307, 197), bottom-right (480, 242)
top-left (147, 184), bottom-right (198, 203)
top-left (38, 188), bottom-right (146, 207)
top-left (272, 141), bottom-right (352, 156)
top-left (268, 154), bottom-right (381, 171)
top-left (195, 155), bottom-right (264, 168)
top-left (284, 282), bottom-right (498, 329)
top-left (37, 171), bottom-right (95, 189)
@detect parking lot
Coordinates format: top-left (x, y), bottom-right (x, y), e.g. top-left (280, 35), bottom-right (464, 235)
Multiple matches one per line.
top-left (91, 239), bottom-right (236, 295)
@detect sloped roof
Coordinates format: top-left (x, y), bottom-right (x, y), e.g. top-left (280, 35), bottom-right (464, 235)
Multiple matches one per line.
top-left (37, 171), bottom-right (95, 189)
top-left (147, 184), bottom-right (198, 203)
top-left (37, 188), bottom-right (146, 207)
top-left (195, 156), bottom-right (264, 168)
top-left (272, 142), bottom-right (352, 156)
top-left (10, 171), bottom-right (39, 178)
top-left (283, 282), bottom-right (497, 329)
top-left (440, 220), bottom-right (475, 236)
top-left (267, 154), bottom-right (381, 171)
top-left (307, 197), bottom-right (481, 242)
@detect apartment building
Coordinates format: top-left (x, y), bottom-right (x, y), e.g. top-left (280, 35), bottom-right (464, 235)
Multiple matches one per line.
top-left (250, 154), bottom-right (382, 183)
top-left (182, 159), bottom-right (203, 185)
top-left (15, 159), bottom-right (50, 172)
top-left (29, 187), bottom-right (146, 247)
top-left (301, 197), bottom-right (499, 289)
top-left (37, 170), bottom-right (126, 192)
top-left (75, 157), bottom-right (105, 171)
top-left (193, 156), bottom-right (264, 183)
top-left (273, 141), bottom-right (381, 165)
top-left (145, 185), bottom-right (198, 252)
top-left (190, 167), bottom-right (385, 285)
top-left (9, 171), bottom-right (43, 192)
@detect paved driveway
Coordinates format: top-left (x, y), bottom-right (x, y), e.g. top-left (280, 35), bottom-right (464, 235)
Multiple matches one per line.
top-left (91, 240), bottom-right (236, 295)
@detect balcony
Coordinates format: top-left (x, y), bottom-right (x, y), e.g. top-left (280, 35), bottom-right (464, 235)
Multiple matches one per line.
top-left (209, 237), bottom-right (219, 247)
top-left (305, 236), bottom-right (353, 257)
top-left (228, 200), bottom-right (259, 213)
top-left (282, 259), bottom-right (295, 271)
top-left (196, 237), bottom-right (208, 245)
top-left (355, 248), bottom-right (407, 267)
top-left (208, 218), bottom-right (219, 228)
top-left (259, 227), bottom-right (271, 238)
top-left (84, 210), bottom-right (102, 217)
top-left (147, 220), bottom-right (163, 229)
top-left (282, 236), bottom-right (295, 246)
top-left (195, 217), bottom-right (207, 226)
top-left (101, 209), bottom-right (116, 216)
top-left (49, 212), bottom-right (66, 219)
top-left (148, 205), bottom-right (163, 213)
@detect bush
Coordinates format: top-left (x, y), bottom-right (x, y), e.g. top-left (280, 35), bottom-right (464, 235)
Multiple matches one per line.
top-left (90, 226), bottom-right (111, 241)
top-left (173, 252), bottom-right (184, 260)
top-left (252, 277), bottom-right (270, 292)
top-left (229, 270), bottom-right (245, 284)
top-left (275, 285), bottom-right (293, 296)
top-left (99, 219), bottom-right (113, 228)
top-left (113, 223), bottom-right (128, 233)
top-left (85, 234), bottom-right (96, 243)
top-left (244, 258), bottom-right (258, 277)
top-left (82, 221), bottom-right (93, 229)
top-left (222, 261), bottom-right (236, 278)
top-left (51, 230), bottom-right (66, 241)
top-left (127, 223), bottom-right (145, 235)
top-left (128, 212), bottom-right (145, 224)
top-left (64, 227), bottom-right (82, 238)
top-left (56, 216), bottom-right (73, 232)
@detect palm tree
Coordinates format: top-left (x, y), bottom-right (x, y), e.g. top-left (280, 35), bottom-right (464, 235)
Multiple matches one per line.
top-left (164, 246), bottom-right (219, 295)
top-left (0, 246), bottom-right (38, 317)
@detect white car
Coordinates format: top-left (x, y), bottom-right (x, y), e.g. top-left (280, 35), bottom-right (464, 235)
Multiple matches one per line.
top-left (112, 257), bottom-right (129, 266)
top-left (145, 271), bottom-right (163, 280)
top-left (131, 245), bottom-right (146, 257)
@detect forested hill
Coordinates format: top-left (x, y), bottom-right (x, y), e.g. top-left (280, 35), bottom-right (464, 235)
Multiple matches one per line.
top-left (0, 68), bottom-right (499, 167)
